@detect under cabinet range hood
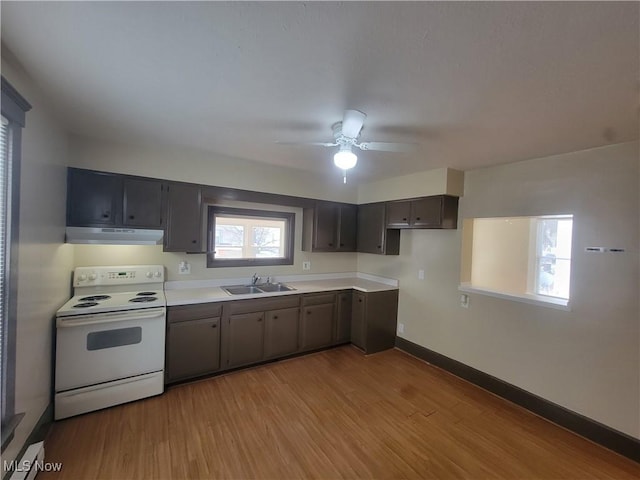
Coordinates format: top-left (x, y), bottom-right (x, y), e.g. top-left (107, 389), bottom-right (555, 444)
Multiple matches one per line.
top-left (65, 227), bottom-right (164, 245)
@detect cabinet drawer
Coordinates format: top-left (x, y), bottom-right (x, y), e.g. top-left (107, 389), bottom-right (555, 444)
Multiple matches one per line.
top-left (302, 293), bottom-right (336, 307)
top-left (168, 303), bottom-right (222, 323)
top-left (225, 295), bottom-right (300, 315)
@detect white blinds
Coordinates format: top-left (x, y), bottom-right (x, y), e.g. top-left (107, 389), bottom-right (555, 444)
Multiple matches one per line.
top-left (0, 116), bottom-right (8, 421)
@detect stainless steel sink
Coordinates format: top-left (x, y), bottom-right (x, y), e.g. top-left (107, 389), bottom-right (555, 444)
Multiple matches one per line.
top-left (257, 283), bottom-right (296, 292)
top-left (221, 283), bottom-right (296, 295)
top-left (222, 285), bottom-right (264, 295)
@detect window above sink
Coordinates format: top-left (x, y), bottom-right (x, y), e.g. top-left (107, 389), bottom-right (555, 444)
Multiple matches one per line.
top-left (207, 206), bottom-right (295, 268)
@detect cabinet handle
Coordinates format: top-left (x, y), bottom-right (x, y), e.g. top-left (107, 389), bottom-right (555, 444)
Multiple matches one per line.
top-left (340, 243), bottom-right (344, 247)
top-left (257, 317), bottom-right (263, 322)
top-left (307, 310), bottom-right (311, 315)
top-left (102, 212), bottom-right (110, 218)
top-left (377, 245), bottom-right (382, 249)
top-left (358, 299), bottom-right (363, 303)
top-left (192, 240), bottom-right (197, 244)
top-left (273, 315), bottom-right (278, 319)
top-left (416, 217), bottom-right (421, 221)
top-left (129, 215), bottom-right (135, 220)
top-left (402, 217), bottom-right (407, 221)
top-left (211, 324), bottom-right (217, 328)
top-left (328, 243), bottom-right (334, 247)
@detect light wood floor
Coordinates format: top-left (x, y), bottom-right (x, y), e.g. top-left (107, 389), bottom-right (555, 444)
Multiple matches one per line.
top-left (41, 346), bottom-right (639, 479)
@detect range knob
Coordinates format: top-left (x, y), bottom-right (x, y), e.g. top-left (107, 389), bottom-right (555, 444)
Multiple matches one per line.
top-left (153, 271), bottom-right (162, 278)
top-left (145, 272), bottom-right (153, 279)
top-left (88, 273), bottom-right (97, 281)
top-left (77, 274), bottom-right (87, 282)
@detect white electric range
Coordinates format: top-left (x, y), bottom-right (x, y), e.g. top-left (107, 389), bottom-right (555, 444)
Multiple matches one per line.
top-left (55, 265), bottom-right (167, 420)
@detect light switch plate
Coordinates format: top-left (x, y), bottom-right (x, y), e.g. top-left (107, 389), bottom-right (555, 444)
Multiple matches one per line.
top-left (302, 261), bottom-right (311, 271)
top-left (418, 269), bottom-right (425, 280)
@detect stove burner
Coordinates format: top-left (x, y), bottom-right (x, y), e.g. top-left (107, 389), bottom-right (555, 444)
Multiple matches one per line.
top-left (79, 295), bottom-right (111, 302)
top-left (73, 302), bottom-right (98, 308)
top-left (136, 292), bottom-right (157, 296)
top-left (129, 297), bottom-right (157, 303)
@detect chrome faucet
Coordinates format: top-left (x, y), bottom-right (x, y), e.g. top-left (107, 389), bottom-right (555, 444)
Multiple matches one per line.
top-left (251, 273), bottom-right (261, 285)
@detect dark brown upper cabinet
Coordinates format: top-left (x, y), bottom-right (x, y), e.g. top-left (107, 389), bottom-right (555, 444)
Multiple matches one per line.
top-left (123, 178), bottom-right (164, 228)
top-left (164, 182), bottom-right (203, 253)
top-left (67, 168), bottom-right (164, 228)
top-left (386, 195), bottom-right (459, 229)
top-left (302, 201), bottom-right (357, 252)
top-left (356, 202), bottom-right (400, 255)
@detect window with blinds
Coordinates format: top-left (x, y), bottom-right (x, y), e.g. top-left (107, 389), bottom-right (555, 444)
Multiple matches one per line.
top-left (0, 116), bottom-right (8, 426)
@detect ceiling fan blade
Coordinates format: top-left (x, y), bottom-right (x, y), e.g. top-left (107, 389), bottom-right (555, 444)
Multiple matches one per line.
top-left (356, 142), bottom-right (416, 153)
top-left (341, 109), bottom-right (366, 138)
top-left (276, 141), bottom-right (337, 147)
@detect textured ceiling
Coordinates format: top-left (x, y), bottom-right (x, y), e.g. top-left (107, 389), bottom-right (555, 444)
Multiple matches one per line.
top-left (1, 2), bottom-right (638, 183)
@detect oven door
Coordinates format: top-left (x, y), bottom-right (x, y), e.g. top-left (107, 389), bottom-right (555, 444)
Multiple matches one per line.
top-left (55, 307), bottom-right (166, 392)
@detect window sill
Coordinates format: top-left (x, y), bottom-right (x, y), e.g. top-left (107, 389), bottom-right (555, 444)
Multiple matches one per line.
top-left (458, 283), bottom-right (571, 311)
top-left (1, 412), bottom-right (24, 452)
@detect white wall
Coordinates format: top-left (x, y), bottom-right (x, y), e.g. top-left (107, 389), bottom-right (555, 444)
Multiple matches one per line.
top-left (357, 142), bottom-right (639, 438)
top-left (69, 135), bottom-right (356, 203)
top-left (2, 55), bottom-right (73, 464)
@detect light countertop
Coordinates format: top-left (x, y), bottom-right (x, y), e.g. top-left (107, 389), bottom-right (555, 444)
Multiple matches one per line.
top-left (165, 276), bottom-right (398, 307)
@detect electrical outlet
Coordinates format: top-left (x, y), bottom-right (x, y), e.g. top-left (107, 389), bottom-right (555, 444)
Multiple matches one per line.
top-left (418, 269), bottom-right (425, 280)
top-left (302, 261), bottom-right (311, 271)
top-left (178, 261), bottom-right (191, 275)
top-left (460, 294), bottom-right (469, 308)
top-left (397, 323), bottom-right (405, 334)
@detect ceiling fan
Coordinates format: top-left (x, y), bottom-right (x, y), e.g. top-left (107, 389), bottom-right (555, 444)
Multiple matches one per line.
top-left (279, 109), bottom-right (415, 183)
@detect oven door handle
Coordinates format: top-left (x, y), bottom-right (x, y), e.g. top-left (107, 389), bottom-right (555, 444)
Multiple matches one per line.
top-left (56, 307), bottom-right (166, 328)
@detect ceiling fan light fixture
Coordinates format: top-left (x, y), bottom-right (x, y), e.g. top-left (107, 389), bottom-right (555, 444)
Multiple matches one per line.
top-left (333, 146), bottom-right (357, 170)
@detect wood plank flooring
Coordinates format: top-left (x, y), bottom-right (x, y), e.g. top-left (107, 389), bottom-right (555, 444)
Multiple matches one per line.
top-left (40, 346), bottom-right (639, 479)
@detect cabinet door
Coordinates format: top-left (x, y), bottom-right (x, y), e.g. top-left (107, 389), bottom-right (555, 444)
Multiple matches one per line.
top-left (337, 204), bottom-right (357, 251)
top-left (167, 317), bottom-right (220, 382)
top-left (411, 197), bottom-right (443, 227)
top-left (227, 312), bottom-right (265, 368)
top-left (314, 201), bottom-right (339, 250)
top-left (301, 303), bottom-right (334, 351)
top-left (264, 307), bottom-right (299, 358)
top-left (336, 291), bottom-right (352, 343)
top-left (386, 201), bottom-right (411, 228)
top-left (357, 203), bottom-right (399, 255)
top-left (164, 183), bottom-right (202, 252)
top-left (67, 169), bottom-right (122, 226)
top-left (351, 292), bottom-right (366, 350)
top-left (123, 178), bottom-right (164, 228)
top-left (356, 202), bottom-right (385, 254)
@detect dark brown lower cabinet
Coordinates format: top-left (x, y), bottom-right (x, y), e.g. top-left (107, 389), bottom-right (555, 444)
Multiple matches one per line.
top-left (351, 290), bottom-right (399, 354)
top-left (227, 312), bottom-right (265, 368)
top-left (336, 290), bottom-right (352, 343)
top-left (166, 289), bottom-right (399, 384)
top-left (264, 307), bottom-right (299, 358)
top-left (166, 303), bottom-right (222, 383)
top-left (351, 292), bottom-right (366, 350)
top-left (221, 295), bottom-right (301, 370)
top-left (300, 293), bottom-right (336, 351)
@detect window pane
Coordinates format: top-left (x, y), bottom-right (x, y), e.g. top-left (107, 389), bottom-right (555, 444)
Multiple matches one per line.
top-left (213, 214), bottom-right (288, 260)
top-left (535, 217), bottom-right (573, 299)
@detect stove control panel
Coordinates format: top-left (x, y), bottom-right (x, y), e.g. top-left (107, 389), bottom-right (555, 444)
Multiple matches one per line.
top-left (73, 265), bottom-right (165, 287)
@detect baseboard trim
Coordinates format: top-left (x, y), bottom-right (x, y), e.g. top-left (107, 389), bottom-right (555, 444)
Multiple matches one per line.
top-left (395, 337), bottom-right (640, 463)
